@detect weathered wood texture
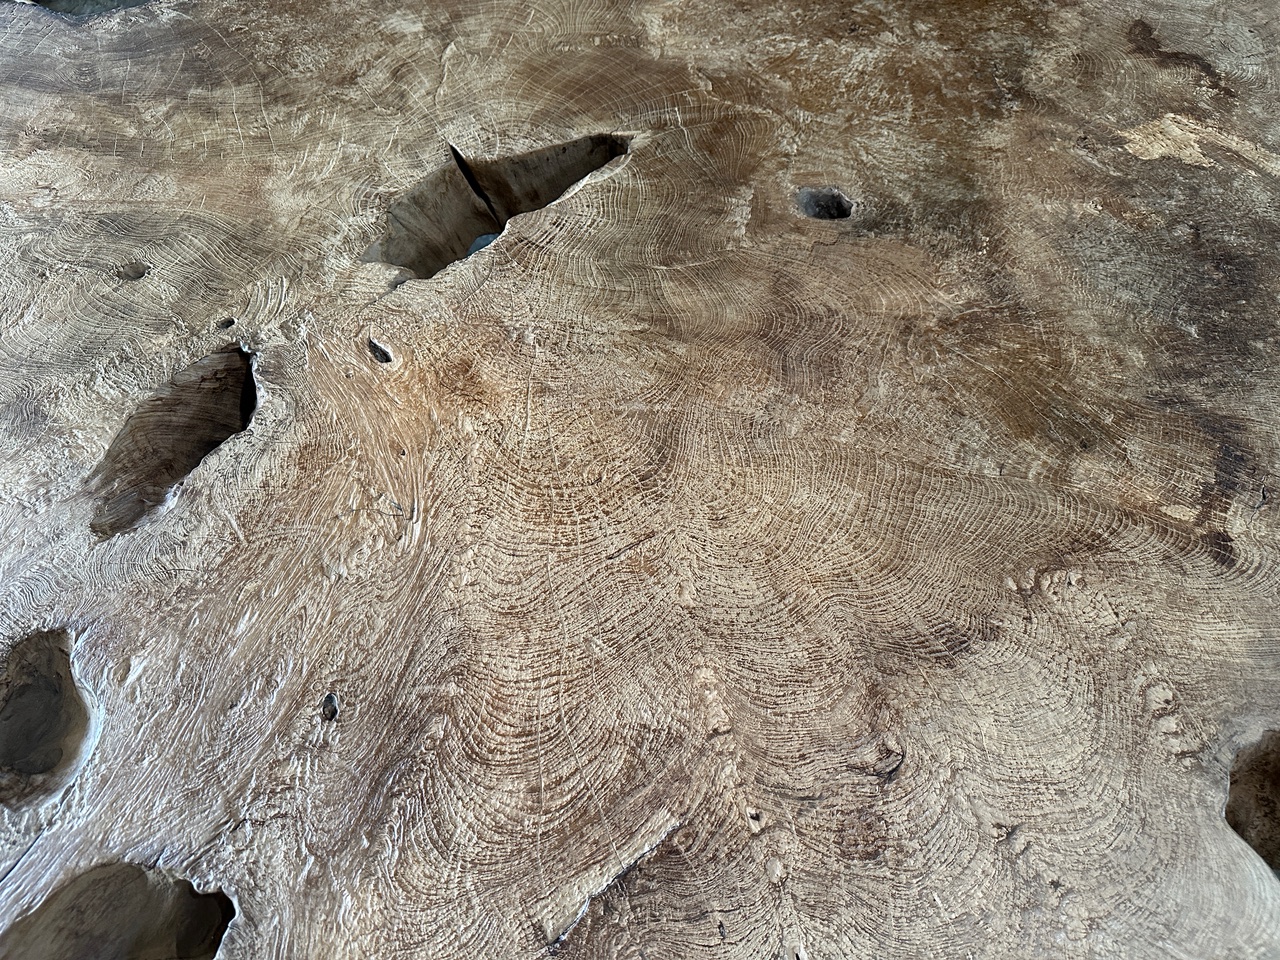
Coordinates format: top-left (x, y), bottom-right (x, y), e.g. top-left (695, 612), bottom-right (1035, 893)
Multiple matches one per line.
top-left (0, 0), bottom-right (1278, 957)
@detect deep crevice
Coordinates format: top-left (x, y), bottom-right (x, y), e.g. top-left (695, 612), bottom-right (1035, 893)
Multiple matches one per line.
top-left (90, 344), bottom-right (257, 539)
top-left (449, 143), bottom-right (501, 224)
top-left (368, 338), bottom-right (393, 364)
top-left (0, 629), bottom-right (88, 804)
top-left (364, 133), bottom-right (631, 281)
top-left (0, 863), bottom-right (234, 959)
top-left (796, 186), bottom-right (854, 220)
top-left (1227, 730), bottom-right (1280, 873)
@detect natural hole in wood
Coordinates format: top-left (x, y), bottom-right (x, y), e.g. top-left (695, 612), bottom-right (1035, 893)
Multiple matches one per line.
top-left (216, 318), bottom-right (236, 330)
top-left (796, 186), bottom-right (853, 220)
top-left (1226, 730), bottom-right (1280, 873)
top-left (0, 629), bottom-right (88, 802)
top-left (116, 261), bottom-right (150, 282)
top-left (363, 133), bottom-right (630, 280)
top-left (23, 0), bottom-right (150, 15)
top-left (0, 863), bottom-right (234, 959)
top-left (320, 692), bottom-right (339, 721)
top-left (89, 344), bottom-right (257, 539)
top-left (367, 338), bottom-right (393, 364)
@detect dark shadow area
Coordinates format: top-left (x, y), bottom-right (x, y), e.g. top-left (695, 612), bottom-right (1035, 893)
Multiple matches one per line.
top-left (321, 692), bottom-right (339, 721)
top-left (0, 630), bottom-right (88, 804)
top-left (1227, 730), bottom-right (1280, 872)
top-left (1127, 19), bottom-right (1233, 97)
top-left (364, 134), bottom-right (630, 280)
top-left (23, 0), bottom-right (150, 14)
top-left (796, 186), bottom-right (854, 220)
top-left (0, 863), bottom-right (234, 959)
top-left (116, 262), bottom-right (150, 282)
top-left (90, 344), bottom-right (257, 539)
top-left (368, 338), bottom-right (393, 364)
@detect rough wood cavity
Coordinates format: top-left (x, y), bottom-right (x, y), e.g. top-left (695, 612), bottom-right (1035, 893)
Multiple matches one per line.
top-left (89, 344), bottom-right (257, 539)
top-left (0, 863), bottom-right (233, 959)
top-left (0, 630), bottom-right (89, 805)
top-left (363, 134), bottom-right (631, 280)
top-left (0, 0), bottom-right (1279, 957)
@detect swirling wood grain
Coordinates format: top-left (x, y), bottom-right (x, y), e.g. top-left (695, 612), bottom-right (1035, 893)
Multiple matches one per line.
top-left (0, 0), bottom-right (1278, 957)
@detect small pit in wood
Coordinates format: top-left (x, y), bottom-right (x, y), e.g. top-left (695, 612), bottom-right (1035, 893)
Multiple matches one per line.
top-left (321, 692), bottom-right (339, 721)
top-left (1226, 729), bottom-right (1280, 873)
top-left (116, 261), bottom-right (150, 281)
top-left (0, 863), bottom-right (234, 959)
top-left (796, 186), bottom-right (853, 220)
top-left (368, 338), bottom-right (393, 364)
top-left (0, 629), bottom-right (88, 803)
top-left (90, 344), bottom-right (257, 539)
top-left (364, 133), bottom-right (631, 280)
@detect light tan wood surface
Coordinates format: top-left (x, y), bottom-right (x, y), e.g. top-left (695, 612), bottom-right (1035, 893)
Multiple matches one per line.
top-left (0, 0), bottom-right (1278, 956)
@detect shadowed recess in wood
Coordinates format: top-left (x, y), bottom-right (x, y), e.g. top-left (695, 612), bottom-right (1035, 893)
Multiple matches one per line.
top-left (320, 692), bottom-right (339, 721)
top-left (1227, 730), bottom-right (1280, 873)
top-left (0, 864), bottom-right (234, 959)
top-left (796, 186), bottom-right (853, 220)
top-left (89, 344), bottom-right (257, 539)
top-left (0, 629), bottom-right (88, 804)
top-left (17, 0), bottom-right (150, 14)
top-left (363, 134), bottom-right (630, 280)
